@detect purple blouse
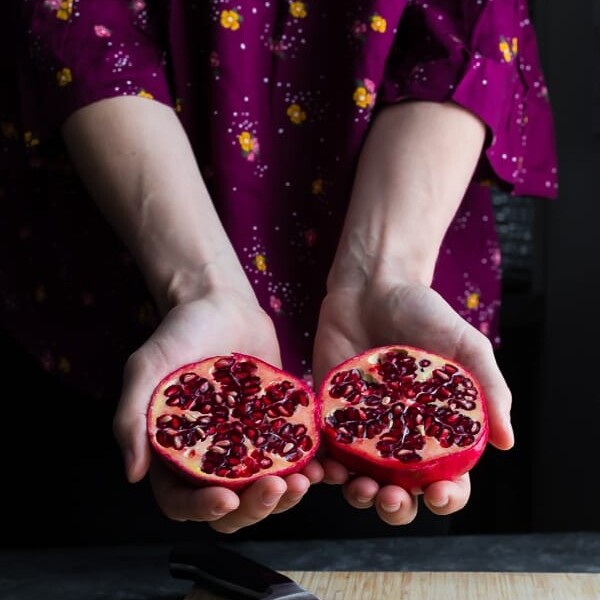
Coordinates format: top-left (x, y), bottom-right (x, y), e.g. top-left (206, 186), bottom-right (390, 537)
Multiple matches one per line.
top-left (0, 0), bottom-right (557, 400)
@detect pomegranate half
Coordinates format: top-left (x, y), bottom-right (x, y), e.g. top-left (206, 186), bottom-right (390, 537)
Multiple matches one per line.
top-left (147, 353), bottom-right (320, 491)
top-left (318, 345), bottom-right (489, 490)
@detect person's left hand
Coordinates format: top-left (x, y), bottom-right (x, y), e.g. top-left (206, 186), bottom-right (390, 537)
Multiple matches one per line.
top-left (312, 279), bottom-right (514, 526)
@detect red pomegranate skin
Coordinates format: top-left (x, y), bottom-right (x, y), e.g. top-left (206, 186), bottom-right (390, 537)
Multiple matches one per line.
top-left (147, 353), bottom-right (321, 491)
top-left (318, 345), bottom-right (489, 490)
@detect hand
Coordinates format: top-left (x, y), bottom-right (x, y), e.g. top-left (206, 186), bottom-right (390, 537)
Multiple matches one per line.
top-left (313, 279), bottom-right (513, 526)
top-left (112, 291), bottom-right (323, 534)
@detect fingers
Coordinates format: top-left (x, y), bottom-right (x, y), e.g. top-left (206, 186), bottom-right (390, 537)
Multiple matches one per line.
top-left (150, 461), bottom-right (240, 521)
top-left (423, 473), bottom-right (471, 515)
top-left (271, 473), bottom-right (311, 514)
top-left (209, 476), bottom-right (287, 534)
top-left (374, 486), bottom-right (419, 525)
top-left (320, 457), bottom-right (351, 484)
top-left (150, 460), bottom-right (315, 533)
top-left (301, 458), bottom-right (325, 485)
top-left (343, 477), bottom-right (419, 526)
top-left (342, 472), bottom-right (470, 523)
top-left (342, 476), bottom-right (379, 509)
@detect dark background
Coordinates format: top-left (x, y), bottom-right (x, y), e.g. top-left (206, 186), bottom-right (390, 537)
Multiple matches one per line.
top-left (2, 0), bottom-right (598, 548)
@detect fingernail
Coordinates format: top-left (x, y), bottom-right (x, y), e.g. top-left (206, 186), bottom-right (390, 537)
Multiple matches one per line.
top-left (381, 503), bottom-right (400, 513)
top-left (429, 496), bottom-right (448, 508)
top-left (211, 506), bottom-right (228, 517)
top-left (262, 493), bottom-right (282, 507)
top-left (356, 496), bottom-right (372, 505)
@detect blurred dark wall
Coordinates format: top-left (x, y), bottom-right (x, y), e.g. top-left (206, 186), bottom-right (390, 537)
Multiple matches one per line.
top-left (530, 0), bottom-right (600, 531)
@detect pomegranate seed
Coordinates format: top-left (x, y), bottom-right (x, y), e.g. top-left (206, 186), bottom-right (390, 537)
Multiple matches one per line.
top-left (164, 384), bottom-right (182, 397)
top-left (214, 357), bottom-right (235, 369)
top-left (298, 436), bottom-right (313, 451)
top-left (180, 372), bottom-right (199, 384)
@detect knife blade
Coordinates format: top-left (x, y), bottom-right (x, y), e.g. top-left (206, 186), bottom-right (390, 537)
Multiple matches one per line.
top-left (169, 542), bottom-right (321, 600)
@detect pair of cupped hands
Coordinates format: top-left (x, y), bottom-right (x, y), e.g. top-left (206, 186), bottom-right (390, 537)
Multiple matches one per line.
top-left (113, 281), bottom-right (514, 534)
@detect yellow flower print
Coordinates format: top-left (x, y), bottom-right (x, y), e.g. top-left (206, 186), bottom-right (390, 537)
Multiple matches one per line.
top-left (55, 0), bottom-right (73, 21)
top-left (34, 285), bottom-right (47, 303)
top-left (254, 253), bottom-right (267, 272)
top-left (24, 131), bottom-right (40, 147)
top-left (353, 86), bottom-right (372, 109)
top-left (238, 131), bottom-right (254, 153)
top-left (220, 9), bottom-right (242, 31)
top-left (1, 122), bottom-right (18, 140)
top-left (238, 131), bottom-right (260, 161)
top-left (353, 78), bottom-right (376, 109)
top-left (289, 1), bottom-right (307, 19)
top-left (287, 103), bottom-right (307, 124)
top-left (370, 14), bottom-right (387, 33)
top-left (311, 178), bottom-right (323, 195)
top-left (499, 36), bottom-right (518, 62)
top-left (137, 89), bottom-right (154, 99)
top-left (56, 67), bottom-right (72, 87)
top-left (58, 356), bottom-right (71, 374)
top-left (466, 292), bottom-right (480, 310)
top-left (175, 98), bottom-right (183, 113)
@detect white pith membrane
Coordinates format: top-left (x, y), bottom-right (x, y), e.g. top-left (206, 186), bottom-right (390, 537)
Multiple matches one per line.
top-left (148, 355), bottom-right (315, 480)
top-left (323, 347), bottom-right (485, 464)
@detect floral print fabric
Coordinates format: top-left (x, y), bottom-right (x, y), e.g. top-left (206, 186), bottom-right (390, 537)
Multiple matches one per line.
top-left (0, 0), bottom-right (557, 399)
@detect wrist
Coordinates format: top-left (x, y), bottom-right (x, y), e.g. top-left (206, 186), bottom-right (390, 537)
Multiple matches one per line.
top-left (140, 250), bottom-right (257, 316)
top-left (327, 224), bottom-right (439, 295)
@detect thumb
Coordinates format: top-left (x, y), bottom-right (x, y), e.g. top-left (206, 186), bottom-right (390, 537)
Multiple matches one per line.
top-left (113, 410), bottom-right (151, 483)
top-left (113, 355), bottom-right (154, 483)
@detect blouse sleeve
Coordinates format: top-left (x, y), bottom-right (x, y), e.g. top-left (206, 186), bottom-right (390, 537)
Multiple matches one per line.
top-left (19, 0), bottom-right (173, 140)
top-left (380, 0), bottom-right (558, 198)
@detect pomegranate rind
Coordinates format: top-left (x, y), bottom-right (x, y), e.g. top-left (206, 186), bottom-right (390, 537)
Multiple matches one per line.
top-left (318, 345), bottom-right (489, 490)
top-left (147, 353), bottom-right (321, 491)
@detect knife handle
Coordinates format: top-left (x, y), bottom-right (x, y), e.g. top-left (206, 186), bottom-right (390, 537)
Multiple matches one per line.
top-left (169, 543), bottom-right (292, 599)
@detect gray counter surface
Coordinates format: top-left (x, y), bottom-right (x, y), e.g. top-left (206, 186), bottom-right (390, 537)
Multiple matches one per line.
top-left (2, 532), bottom-right (599, 600)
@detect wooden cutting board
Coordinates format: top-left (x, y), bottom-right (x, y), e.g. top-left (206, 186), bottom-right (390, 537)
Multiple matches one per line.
top-left (186, 571), bottom-right (600, 600)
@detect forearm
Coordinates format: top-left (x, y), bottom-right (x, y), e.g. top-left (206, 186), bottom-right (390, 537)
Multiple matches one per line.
top-left (329, 101), bottom-right (486, 290)
top-left (61, 96), bottom-right (254, 313)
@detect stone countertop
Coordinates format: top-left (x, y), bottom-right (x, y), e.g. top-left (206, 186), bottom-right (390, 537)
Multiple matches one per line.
top-left (2, 532), bottom-right (599, 600)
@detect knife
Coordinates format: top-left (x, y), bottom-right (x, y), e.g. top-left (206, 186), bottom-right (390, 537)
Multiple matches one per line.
top-left (169, 542), bottom-right (321, 600)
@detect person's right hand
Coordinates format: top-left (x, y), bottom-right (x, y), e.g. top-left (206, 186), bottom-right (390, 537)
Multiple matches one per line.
top-left (112, 291), bottom-right (324, 534)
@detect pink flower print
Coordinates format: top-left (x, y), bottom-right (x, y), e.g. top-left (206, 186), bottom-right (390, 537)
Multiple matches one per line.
top-left (363, 78), bottom-right (375, 93)
top-left (130, 0), bottom-right (146, 12)
top-left (491, 246), bottom-right (501, 267)
top-left (40, 352), bottom-right (55, 372)
top-left (44, 0), bottom-right (61, 9)
top-left (270, 295), bottom-right (283, 314)
top-left (269, 39), bottom-right (288, 58)
top-left (351, 20), bottom-right (367, 39)
top-left (479, 321), bottom-right (490, 336)
top-left (94, 25), bottom-right (112, 38)
top-left (209, 51), bottom-right (220, 69)
top-left (304, 228), bottom-right (317, 247)
top-left (302, 372), bottom-right (314, 390)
